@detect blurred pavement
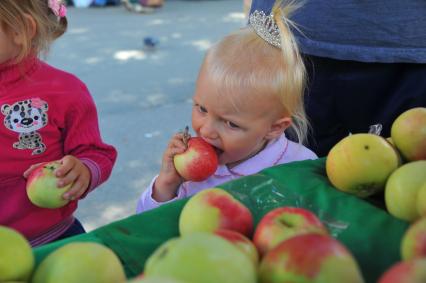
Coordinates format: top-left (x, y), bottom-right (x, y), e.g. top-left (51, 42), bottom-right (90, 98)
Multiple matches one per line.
top-left (47, 0), bottom-right (246, 231)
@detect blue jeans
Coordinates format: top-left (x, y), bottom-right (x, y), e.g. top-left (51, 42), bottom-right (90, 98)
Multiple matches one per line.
top-left (54, 218), bottom-right (86, 242)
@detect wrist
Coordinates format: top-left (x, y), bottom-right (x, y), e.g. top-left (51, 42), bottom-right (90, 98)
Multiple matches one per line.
top-left (152, 176), bottom-right (181, 202)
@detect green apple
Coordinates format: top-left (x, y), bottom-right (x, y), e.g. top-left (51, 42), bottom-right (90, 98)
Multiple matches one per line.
top-left (258, 234), bottom-right (364, 283)
top-left (378, 259), bottom-right (426, 283)
top-left (179, 188), bottom-right (253, 237)
top-left (326, 133), bottom-right (400, 197)
top-left (401, 217), bottom-right (426, 260)
top-left (26, 161), bottom-right (72, 208)
top-left (385, 160), bottom-right (426, 221)
top-left (391, 107), bottom-right (426, 161)
top-left (253, 207), bottom-right (328, 257)
top-left (32, 242), bottom-right (126, 283)
top-left (144, 233), bottom-right (257, 283)
top-left (417, 182), bottom-right (426, 217)
top-left (0, 226), bottom-right (34, 282)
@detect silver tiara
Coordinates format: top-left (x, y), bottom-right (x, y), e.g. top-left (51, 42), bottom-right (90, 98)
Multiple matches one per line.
top-left (249, 10), bottom-right (282, 49)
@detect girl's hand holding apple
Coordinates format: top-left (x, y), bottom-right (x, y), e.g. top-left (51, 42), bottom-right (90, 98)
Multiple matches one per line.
top-left (54, 155), bottom-right (91, 201)
top-left (153, 127), bottom-right (218, 202)
top-left (24, 155), bottom-right (91, 206)
top-left (153, 132), bottom-right (188, 202)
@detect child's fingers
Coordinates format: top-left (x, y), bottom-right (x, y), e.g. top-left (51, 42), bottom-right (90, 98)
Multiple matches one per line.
top-left (62, 178), bottom-right (88, 201)
top-left (57, 169), bottom-right (78, 188)
top-left (170, 136), bottom-right (188, 151)
top-left (55, 155), bottom-right (76, 177)
top-left (23, 163), bottom-right (43, 178)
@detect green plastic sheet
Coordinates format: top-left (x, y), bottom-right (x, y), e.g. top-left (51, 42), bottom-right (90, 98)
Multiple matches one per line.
top-left (34, 158), bottom-right (408, 282)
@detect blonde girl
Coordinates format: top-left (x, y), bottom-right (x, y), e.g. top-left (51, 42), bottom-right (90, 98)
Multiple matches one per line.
top-left (137, 0), bottom-right (316, 212)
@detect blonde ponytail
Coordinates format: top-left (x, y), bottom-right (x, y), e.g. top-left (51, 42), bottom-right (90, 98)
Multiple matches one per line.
top-left (272, 0), bottom-right (309, 144)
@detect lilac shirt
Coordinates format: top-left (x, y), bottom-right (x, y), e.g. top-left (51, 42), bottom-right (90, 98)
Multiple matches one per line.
top-left (136, 134), bottom-right (317, 213)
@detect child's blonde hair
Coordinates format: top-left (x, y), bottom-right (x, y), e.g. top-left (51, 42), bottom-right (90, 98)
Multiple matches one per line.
top-left (203, 0), bottom-right (309, 144)
top-left (0, 0), bottom-right (67, 62)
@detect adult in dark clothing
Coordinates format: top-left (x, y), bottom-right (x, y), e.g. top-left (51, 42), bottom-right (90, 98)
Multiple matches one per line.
top-left (250, 0), bottom-right (426, 157)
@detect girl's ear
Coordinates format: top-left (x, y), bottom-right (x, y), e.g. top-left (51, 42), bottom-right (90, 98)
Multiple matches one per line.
top-left (13, 14), bottom-right (36, 45)
top-left (265, 117), bottom-right (292, 140)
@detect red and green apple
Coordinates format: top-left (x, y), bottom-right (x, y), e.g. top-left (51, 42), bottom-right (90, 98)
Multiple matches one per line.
top-left (26, 161), bottom-right (72, 209)
top-left (253, 207), bottom-right (328, 257)
top-left (258, 234), bottom-right (365, 283)
top-left (179, 188), bottom-right (253, 237)
top-left (378, 259), bottom-right (426, 283)
top-left (173, 137), bottom-right (218, 182)
top-left (401, 217), bottom-right (426, 260)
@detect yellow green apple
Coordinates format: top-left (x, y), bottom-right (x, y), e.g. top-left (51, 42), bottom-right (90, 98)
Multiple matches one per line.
top-left (385, 160), bottom-right (426, 221)
top-left (144, 233), bottom-right (257, 283)
top-left (214, 229), bottom-right (259, 266)
top-left (173, 137), bottom-right (218, 182)
top-left (32, 242), bottom-right (126, 283)
top-left (401, 217), bottom-right (426, 260)
top-left (417, 182), bottom-right (426, 217)
top-left (0, 226), bottom-right (34, 282)
top-left (253, 207), bottom-right (328, 257)
top-left (378, 259), bottom-right (426, 283)
top-left (258, 234), bottom-right (364, 283)
top-left (179, 188), bottom-right (253, 237)
top-left (26, 161), bottom-right (72, 208)
top-left (391, 107), bottom-right (426, 161)
top-left (326, 133), bottom-right (400, 197)
top-left (127, 278), bottom-right (185, 283)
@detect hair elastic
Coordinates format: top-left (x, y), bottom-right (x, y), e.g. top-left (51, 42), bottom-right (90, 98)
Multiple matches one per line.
top-left (48, 0), bottom-right (67, 18)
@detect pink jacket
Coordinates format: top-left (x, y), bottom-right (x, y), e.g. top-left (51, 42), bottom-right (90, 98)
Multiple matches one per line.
top-left (0, 57), bottom-right (117, 246)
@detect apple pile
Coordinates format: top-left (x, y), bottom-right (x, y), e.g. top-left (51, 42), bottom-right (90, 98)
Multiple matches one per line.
top-left (133, 188), bottom-right (365, 283)
top-left (26, 161), bottom-right (73, 209)
top-left (326, 107), bottom-right (426, 222)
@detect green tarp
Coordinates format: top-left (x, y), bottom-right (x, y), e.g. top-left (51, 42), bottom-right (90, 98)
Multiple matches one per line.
top-left (34, 158), bottom-right (409, 282)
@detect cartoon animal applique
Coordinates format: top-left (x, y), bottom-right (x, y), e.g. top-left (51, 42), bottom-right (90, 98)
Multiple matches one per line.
top-left (1, 98), bottom-right (49, 155)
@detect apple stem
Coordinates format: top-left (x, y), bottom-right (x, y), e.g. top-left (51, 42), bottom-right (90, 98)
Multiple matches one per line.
top-left (182, 126), bottom-right (190, 147)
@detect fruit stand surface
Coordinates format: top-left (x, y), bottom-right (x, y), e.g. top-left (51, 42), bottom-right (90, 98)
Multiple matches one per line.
top-left (34, 158), bottom-right (408, 282)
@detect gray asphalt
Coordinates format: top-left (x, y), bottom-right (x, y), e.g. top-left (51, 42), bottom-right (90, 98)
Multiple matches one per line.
top-left (47, 0), bottom-right (246, 231)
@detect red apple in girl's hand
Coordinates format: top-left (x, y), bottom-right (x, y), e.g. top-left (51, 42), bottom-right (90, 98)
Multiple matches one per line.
top-left (173, 137), bottom-right (218, 182)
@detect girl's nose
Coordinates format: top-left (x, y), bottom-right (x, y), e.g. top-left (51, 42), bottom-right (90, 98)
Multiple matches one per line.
top-left (199, 120), bottom-right (218, 140)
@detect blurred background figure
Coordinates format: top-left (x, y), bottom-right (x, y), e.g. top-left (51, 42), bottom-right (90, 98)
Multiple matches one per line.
top-left (121, 0), bottom-right (162, 13)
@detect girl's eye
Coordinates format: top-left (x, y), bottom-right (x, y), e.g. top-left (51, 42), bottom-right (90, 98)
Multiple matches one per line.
top-left (226, 120), bottom-right (240, 129)
top-left (198, 105), bottom-right (207, 113)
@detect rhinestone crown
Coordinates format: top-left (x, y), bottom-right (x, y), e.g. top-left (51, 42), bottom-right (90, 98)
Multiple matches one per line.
top-left (249, 10), bottom-right (282, 49)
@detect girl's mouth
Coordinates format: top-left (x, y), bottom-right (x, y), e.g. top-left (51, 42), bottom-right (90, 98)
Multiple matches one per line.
top-left (213, 146), bottom-right (224, 156)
